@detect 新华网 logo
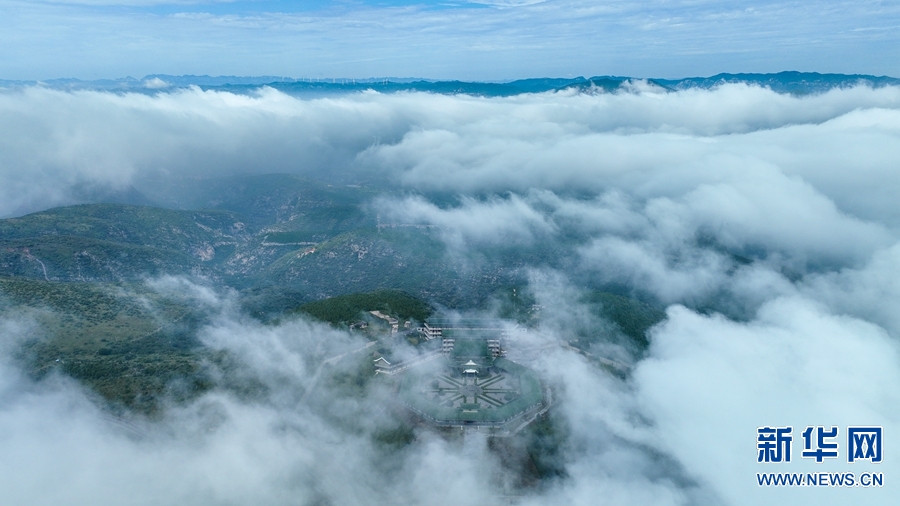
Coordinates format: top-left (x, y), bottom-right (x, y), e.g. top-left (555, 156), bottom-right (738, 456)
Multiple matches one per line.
top-left (757, 426), bottom-right (882, 464)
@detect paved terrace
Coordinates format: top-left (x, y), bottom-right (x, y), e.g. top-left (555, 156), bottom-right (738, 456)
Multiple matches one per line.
top-left (398, 357), bottom-right (543, 427)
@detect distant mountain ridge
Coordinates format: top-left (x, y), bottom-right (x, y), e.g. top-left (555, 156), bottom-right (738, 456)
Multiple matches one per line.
top-left (2, 71), bottom-right (898, 96)
top-left (655, 71), bottom-right (900, 94)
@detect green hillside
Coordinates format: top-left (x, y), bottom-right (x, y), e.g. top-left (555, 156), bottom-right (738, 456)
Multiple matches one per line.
top-left (0, 204), bottom-right (243, 281)
top-left (0, 203), bottom-right (242, 250)
top-left (0, 236), bottom-right (203, 281)
top-left (149, 173), bottom-right (379, 234)
top-left (578, 290), bottom-right (666, 352)
top-left (1, 276), bottom-right (213, 413)
top-left (296, 289), bottom-right (433, 326)
top-left (261, 227), bottom-right (526, 306)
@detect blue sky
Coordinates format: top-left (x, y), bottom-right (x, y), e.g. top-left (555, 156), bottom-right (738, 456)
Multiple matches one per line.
top-left (2, 0), bottom-right (899, 80)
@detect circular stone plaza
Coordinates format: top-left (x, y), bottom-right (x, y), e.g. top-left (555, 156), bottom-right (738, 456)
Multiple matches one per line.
top-left (397, 320), bottom-right (547, 434)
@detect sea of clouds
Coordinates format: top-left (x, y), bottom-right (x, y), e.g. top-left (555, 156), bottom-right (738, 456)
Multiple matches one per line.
top-left (1, 83), bottom-right (900, 504)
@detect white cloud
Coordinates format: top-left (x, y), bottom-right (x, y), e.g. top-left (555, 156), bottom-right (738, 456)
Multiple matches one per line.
top-left (579, 235), bottom-right (731, 304)
top-left (802, 243), bottom-right (900, 336)
top-left (378, 194), bottom-right (556, 250)
top-left (3, 83), bottom-right (900, 220)
top-left (633, 298), bottom-right (900, 505)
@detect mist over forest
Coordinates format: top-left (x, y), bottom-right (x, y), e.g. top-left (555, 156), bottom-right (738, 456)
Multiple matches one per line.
top-left (1, 79), bottom-right (899, 505)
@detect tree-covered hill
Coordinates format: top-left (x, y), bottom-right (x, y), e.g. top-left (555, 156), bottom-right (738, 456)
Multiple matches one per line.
top-left (259, 225), bottom-right (534, 307)
top-left (147, 173), bottom-right (379, 236)
top-left (0, 204), bottom-right (245, 281)
top-left (295, 289), bottom-right (433, 326)
top-left (0, 203), bottom-right (243, 250)
top-left (0, 276), bottom-right (213, 413)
